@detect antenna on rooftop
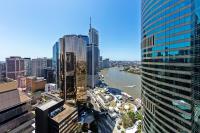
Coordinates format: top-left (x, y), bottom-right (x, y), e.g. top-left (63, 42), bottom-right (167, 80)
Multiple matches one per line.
top-left (90, 16), bottom-right (92, 29)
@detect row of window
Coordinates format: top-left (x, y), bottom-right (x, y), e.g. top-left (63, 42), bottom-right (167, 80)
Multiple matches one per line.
top-left (142, 68), bottom-right (191, 80)
top-left (142, 41), bottom-right (191, 53)
top-left (144, 7), bottom-right (191, 34)
top-left (155, 33), bottom-right (191, 45)
top-left (143, 49), bottom-right (191, 58)
top-left (142, 58), bottom-right (191, 63)
top-left (142, 76), bottom-right (191, 96)
top-left (143, 73), bottom-right (191, 88)
top-left (155, 23), bottom-right (191, 40)
top-left (142, 0), bottom-right (181, 25)
top-left (142, 64), bottom-right (192, 72)
top-left (142, 0), bottom-right (191, 28)
top-left (143, 81), bottom-right (191, 108)
top-left (142, 91), bottom-right (191, 133)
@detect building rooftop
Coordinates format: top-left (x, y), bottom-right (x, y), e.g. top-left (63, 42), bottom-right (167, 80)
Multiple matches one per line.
top-left (27, 76), bottom-right (46, 82)
top-left (0, 89), bottom-right (31, 111)
top-left (0, 79), bottom-right (17, 93)
top-left (51, 104), bottom-right (77, 124)
top-left (37, 92), bottom-right (63, 111)
top-left (38, 100), bottom-right (59, 111)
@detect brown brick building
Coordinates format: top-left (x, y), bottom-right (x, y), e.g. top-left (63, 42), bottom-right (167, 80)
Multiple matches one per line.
top-left (26, 76), bottom-right (46, 92)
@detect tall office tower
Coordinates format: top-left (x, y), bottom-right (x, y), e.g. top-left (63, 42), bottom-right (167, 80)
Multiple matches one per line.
top-left (0, 79), bottom-right (34, 132)
top-left (53, 41), bottom-right (60, 88)
top-left (78, 35), bottom-right (89, 45)
top-left (141, 0), bottom-right (200, 133)
top-left (31, 58), bottom-right (48, 77)
top-left (102, 58), bottom-right (110, 68)
top-left (192, 1), bottom-right (200, 132)
top-left (87, 19), bottom-right (100, 88)
top-left (43, 67), bottom-right (54, 83)
top-left (0, 62), bottom-right (6, 81)
top-left (24, 58), bottom-right (32, 76)
top-left (99, 56), bottom-right (103, 70)
top-left (60, 35), bottom-right (87, 103)
top-left (47, 58), bottom-right (52, 68)
top-left (6, 56), bottom-right (25, 80)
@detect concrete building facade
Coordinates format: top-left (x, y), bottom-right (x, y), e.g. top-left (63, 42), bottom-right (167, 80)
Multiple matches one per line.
top-left (0, 79), bottom-right (34, 132)
top-left (6, 56), bottom-right (25, 80)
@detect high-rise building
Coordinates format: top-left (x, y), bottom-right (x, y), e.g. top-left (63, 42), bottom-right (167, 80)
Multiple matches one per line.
top-left (53, 42), bottom-right (60, 88)
top-left (47, 58), bottom-right (52, 68)
top-left (99, 56), bottom-right (103, 70)
top-left (102, 58), bottom-right (110, 68)
top-left (24, 58), bottom-right (32, 76)
top-left (87, 19), bottom-right (100, 88)
top-left (141, 0), bottom-right (200, 133)
top-left (6, 56), bottom-right (25, 80)
top-left (191, 1), bottom-right (200, 132)
top-left (0, 61), bottom-right (6, 81)
top-left (31, 58), bottom-right (48, 77)
top-left (0, 78), bottom-right (34, 132)
top-left (43, 67), bottom-right (54, 83)
top-left (59, 35), bottom-right (87, 103)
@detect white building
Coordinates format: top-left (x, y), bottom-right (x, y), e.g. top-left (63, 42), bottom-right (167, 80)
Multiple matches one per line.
top-left (45, 83), bottom-right (57, 92)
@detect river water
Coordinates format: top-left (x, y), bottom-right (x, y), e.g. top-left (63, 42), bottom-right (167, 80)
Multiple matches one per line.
top-left (100, 67), bottom-right (141, 98)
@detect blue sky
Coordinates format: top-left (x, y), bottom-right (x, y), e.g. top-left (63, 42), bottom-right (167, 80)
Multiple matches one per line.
top-left (0, 0), bottom-right (141, 61)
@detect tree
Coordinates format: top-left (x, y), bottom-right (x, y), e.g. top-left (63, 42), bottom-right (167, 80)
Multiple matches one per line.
top-left (136, 122), bottom-right (142, 133)
top-left (75, 123), bottom-right (82, 133)
top-left (122, 113), bottom-right (133, 129)
top-left (136, 112), bottom-right (143, 120)
top-left (127, 111), bottom-right (135, 122)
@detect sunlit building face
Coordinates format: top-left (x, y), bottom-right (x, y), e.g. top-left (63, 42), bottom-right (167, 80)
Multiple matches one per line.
top-left (141, 0), bottom-right (200, 132)
top-left (59, 35), bottom-right (87, 103)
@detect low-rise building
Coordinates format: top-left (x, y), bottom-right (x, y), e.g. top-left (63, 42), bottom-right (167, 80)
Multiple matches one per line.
top-left (0, 79), bottom-right (34, 132)
top-left (26, 76), bottom-right (46, 92)
top-left (0, 62), bottom-right (6, 81)
top-left (45, 83), bottom-right (57, 92)
top-left (17, 76), bottom-right (26, 89)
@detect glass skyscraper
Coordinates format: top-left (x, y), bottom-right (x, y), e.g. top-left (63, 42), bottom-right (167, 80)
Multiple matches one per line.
top-left (87, 25), bottom-right (100, 88)
top-left (59, 35), bottom-right (87, 103)
top-left (53, 41), bottom-right (60, 88)
top-left (192, 1), bottom-right (200, 132)
top-left (141, 0), bottom-right (200, 133)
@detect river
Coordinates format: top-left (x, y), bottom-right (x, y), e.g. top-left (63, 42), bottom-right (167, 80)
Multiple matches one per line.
top-left (100, 67), bottom-right (141, 98)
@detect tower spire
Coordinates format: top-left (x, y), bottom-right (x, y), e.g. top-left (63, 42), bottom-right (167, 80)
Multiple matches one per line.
top-left (90, 16), bottom-right (92, 29)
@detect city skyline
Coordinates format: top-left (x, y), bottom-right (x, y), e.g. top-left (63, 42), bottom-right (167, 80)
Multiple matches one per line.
top-left (0, 0), bottom-right (140, 61)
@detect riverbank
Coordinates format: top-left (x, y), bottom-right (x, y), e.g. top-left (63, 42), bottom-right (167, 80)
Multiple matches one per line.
top-left (100, 67), bottom-right (141, 98)
top-left (121, 66), bottom-right (141, 75)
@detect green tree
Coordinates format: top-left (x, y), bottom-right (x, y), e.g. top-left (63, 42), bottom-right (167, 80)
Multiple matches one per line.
top-left (136, 122), bottom-right (142, 133)
top-left (75, 123), bottom-right (82, 133)
top-left (127, 111), bottom-right (135, 122)
top-left (122, 114), bottom-right (133, 129)
top-left (136, 112), bottom-right (143, 120)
